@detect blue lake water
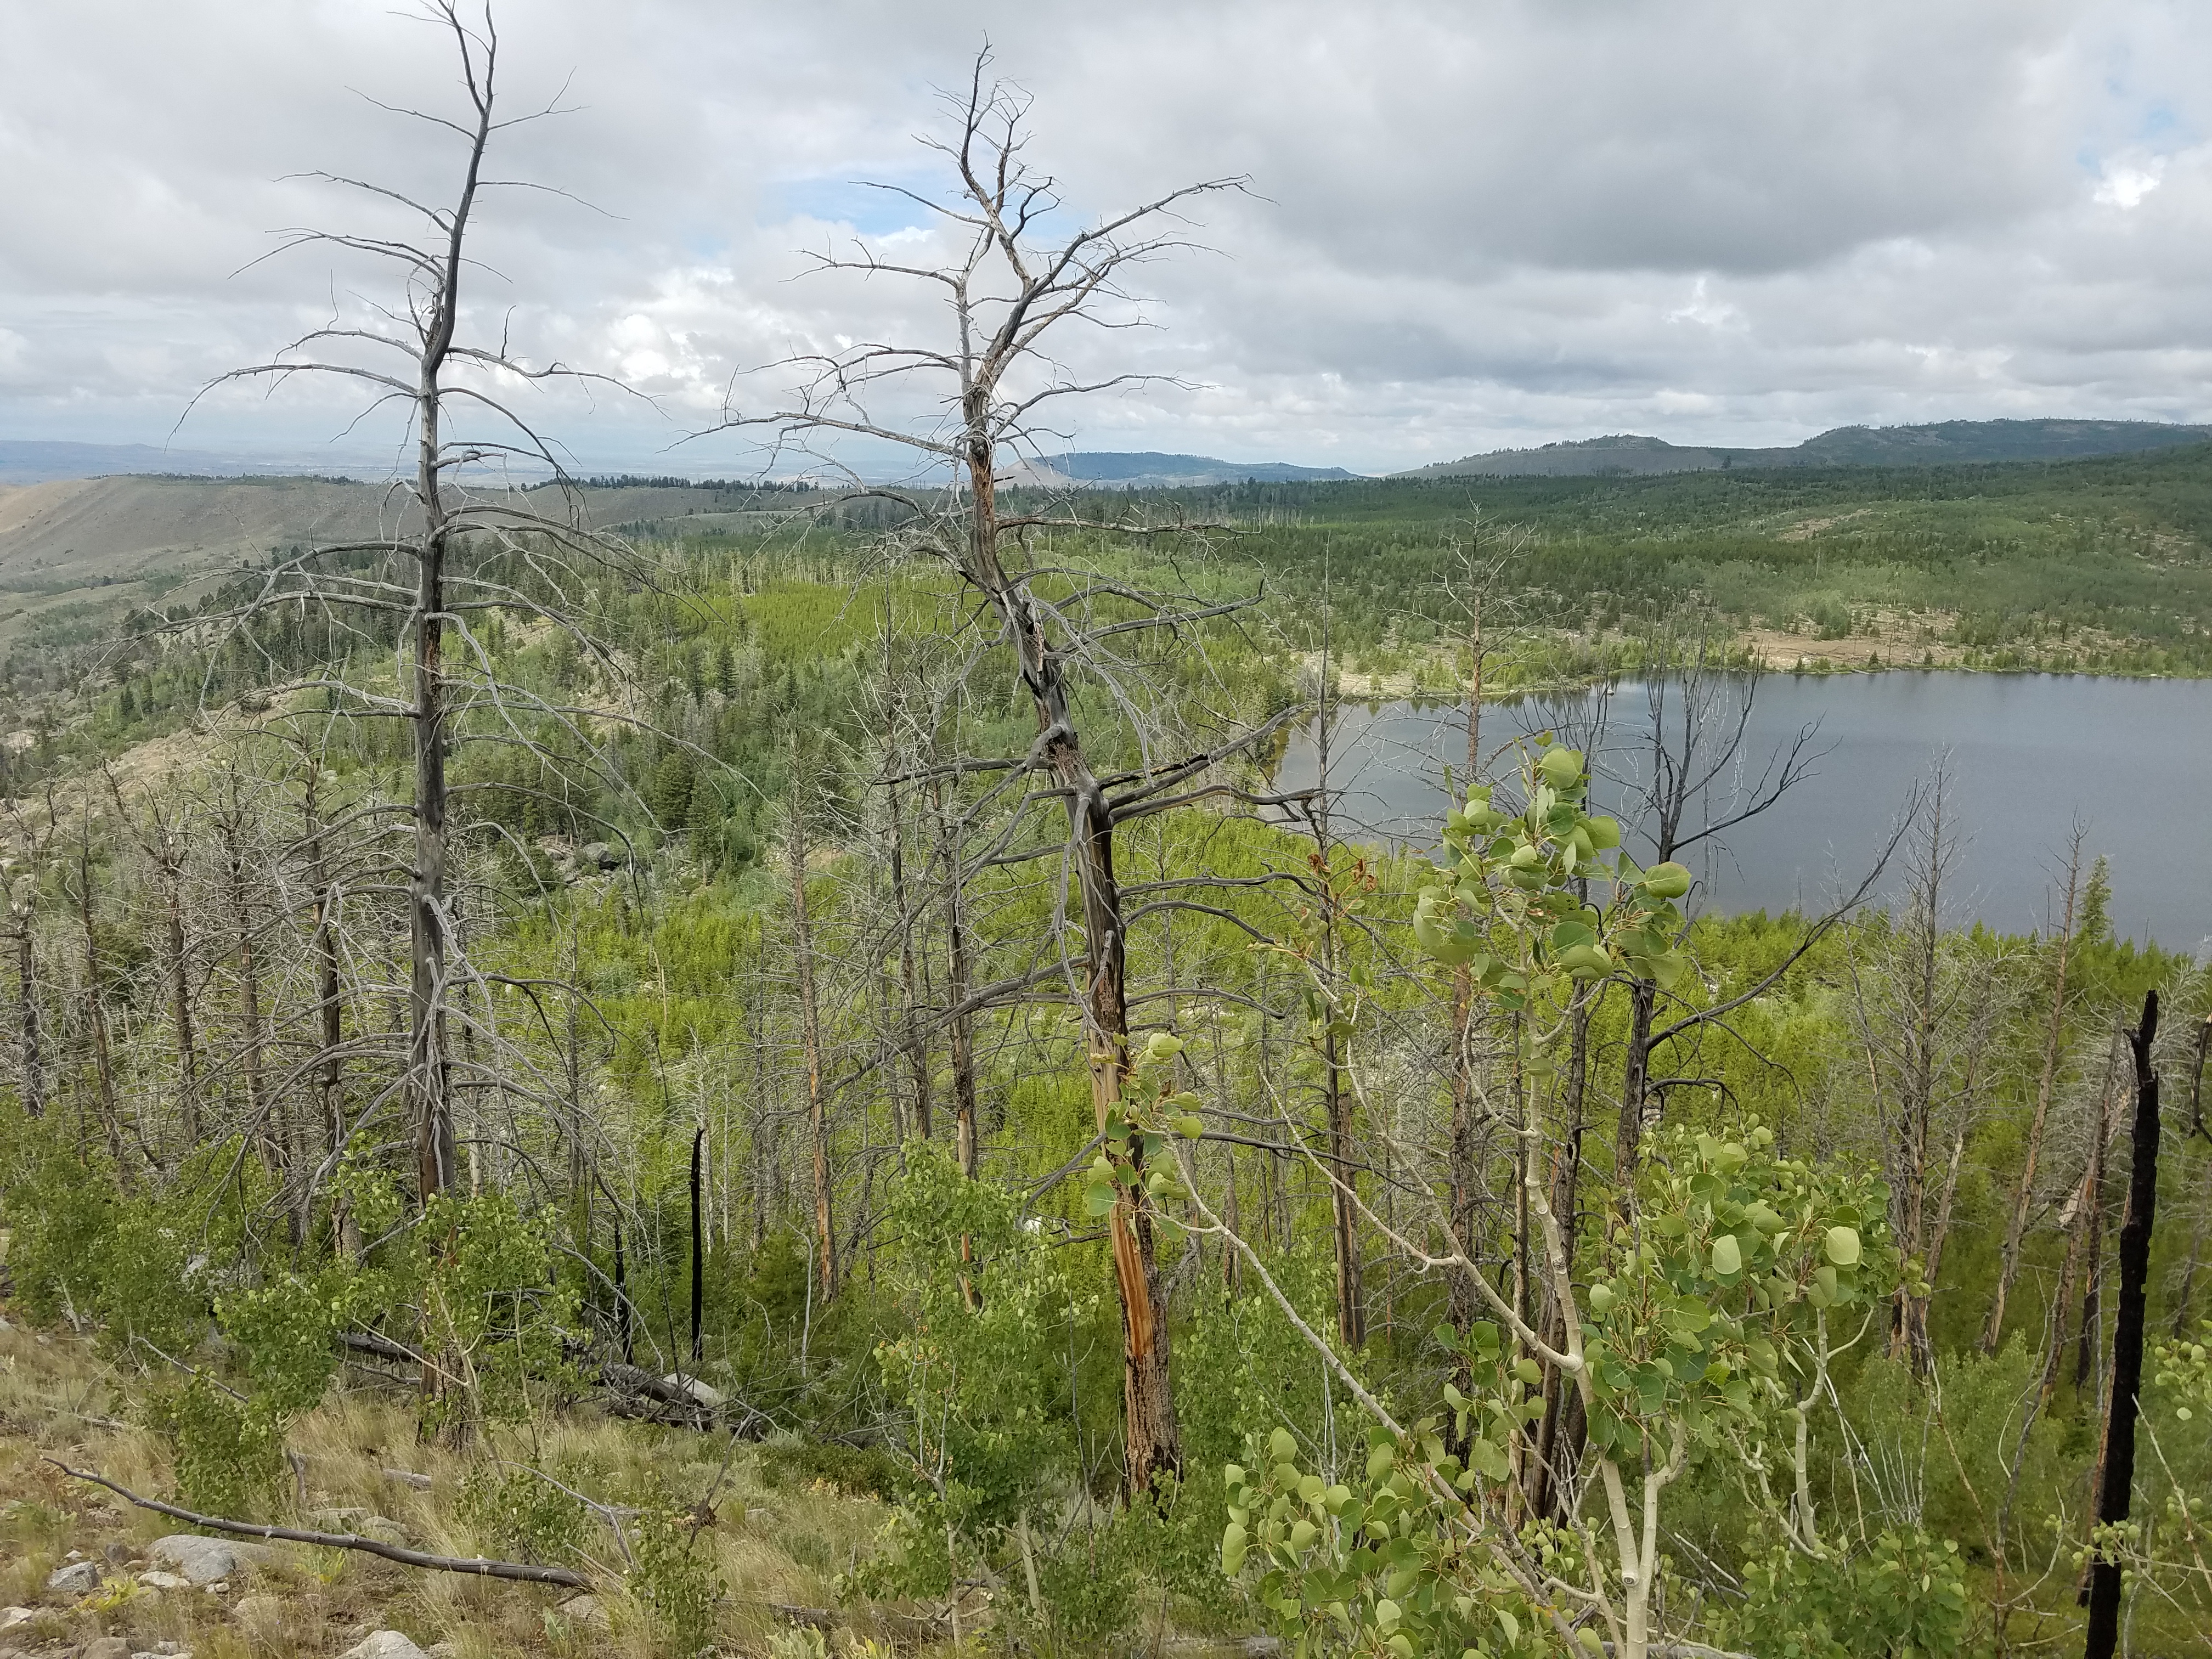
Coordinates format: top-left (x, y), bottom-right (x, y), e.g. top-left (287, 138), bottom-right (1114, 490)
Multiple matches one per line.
top-left (1269, 672), bottom-right (2212, 954)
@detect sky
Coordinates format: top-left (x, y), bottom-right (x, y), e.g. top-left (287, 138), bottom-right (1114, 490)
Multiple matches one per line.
top-left (3, 0), bottom-right (2211, 477)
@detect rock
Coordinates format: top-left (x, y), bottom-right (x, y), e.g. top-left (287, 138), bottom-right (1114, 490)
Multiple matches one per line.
top-left (338, 1634), bottom-right (430, 1659)
top-left (0, 1607), bottom-right (34, 1631)
top-left (148, 1537), bottom-right (235, 1585)
top-left (380, 1469), bottom-right (434, 1491)
top-left (555, 1593), bottom-right (608, 1629)
top-left (356, 1516), bottom-right (409, 1548)
top-left (661, 1372), bottom-right (726, 1408)
top-left (44, 1560), bottom-right (100, 1596)
top-left (135, 1572), bottom-right (189, 1592)
top-left (80, 1639), bottom-right (130, 1659)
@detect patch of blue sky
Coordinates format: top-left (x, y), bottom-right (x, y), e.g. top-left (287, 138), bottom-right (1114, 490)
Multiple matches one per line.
top-left (771, 177), bottom-right (939, 236)
top-left (771, 174), bottom-right (1091, 244)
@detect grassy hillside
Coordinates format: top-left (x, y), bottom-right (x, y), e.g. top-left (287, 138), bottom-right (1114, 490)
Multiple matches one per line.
top-left (1092, 441), bottom-right (2212, 678)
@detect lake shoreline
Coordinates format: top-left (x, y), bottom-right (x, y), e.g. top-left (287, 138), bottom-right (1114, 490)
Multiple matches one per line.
top-left (1274, 670), bottom-right (2212, 952)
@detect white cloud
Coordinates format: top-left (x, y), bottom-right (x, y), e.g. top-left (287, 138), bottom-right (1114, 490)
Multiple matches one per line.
top-left (2094, 157), bottom-right (2166, 207)
top-left (2, 0), bottom-right (2210, 472)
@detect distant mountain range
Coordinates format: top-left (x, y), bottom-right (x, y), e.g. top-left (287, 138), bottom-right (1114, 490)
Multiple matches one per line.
top-left (0, 439), bottom-right (372, 486)
top-left (1395, 419), bottom-right (2212, 479)
top-left (1015, 451), bottom-right (1363, 488)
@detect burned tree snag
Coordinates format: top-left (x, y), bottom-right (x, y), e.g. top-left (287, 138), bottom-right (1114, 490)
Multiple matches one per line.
top-left (2081, 990), bottom-right (2161, 1659)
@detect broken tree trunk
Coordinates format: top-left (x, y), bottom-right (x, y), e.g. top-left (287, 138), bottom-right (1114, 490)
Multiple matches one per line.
top-left (2080, 990), bottom-right (2162, 1659)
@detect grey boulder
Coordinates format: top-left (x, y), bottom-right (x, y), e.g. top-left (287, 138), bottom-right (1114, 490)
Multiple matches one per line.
top-left (43, 1560), bottom-right (100, 1596)
top-left (148, 1536), bottom-right (273, 1585)
top-left (338, 1634), bottom-right (430, 1659)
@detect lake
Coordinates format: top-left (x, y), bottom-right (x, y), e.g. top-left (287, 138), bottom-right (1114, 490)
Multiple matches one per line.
top-left (1269, 672), bottom-right (2212, 954)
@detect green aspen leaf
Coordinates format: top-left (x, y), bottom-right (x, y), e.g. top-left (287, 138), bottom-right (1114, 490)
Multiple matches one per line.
top-left (1269, 1427), bottom-right (1298, 1460)
top-left (1585, 814), bottom-right (1622, 850)
top-left (1538, 746), bottom-right (1583, 789)
top-left (1577, 1630), bottom-right (1606, 1655)
top-left (1376, 1599), bottom-right (1402, 1632)
top-left (1413, 889), bottom-right (1480, 965)
top-left (1496, 1609), bottom-right (1520, 1646)
top-left (1144, 1031), bottom-right (1185, 1061)
top-left (1084, 1179), bottom-right (1116, 1217)
top-left (1172, 1114), bottom-right (1205, 1139)
top-left (1710, 1234), bottom-right (1742, 1277)
top-left (1645, 861), bottom-right (1693, 899)
top-left (1559, 943), bottom-right (1612, 980)
top-left (1588, 1283), bottom-right (1615, 1314)
top-left (1825, 1225), bottom-right (1863, 1266)
top-left (1468, 1438), bottom-right (1510, 1481)
top-left (1289, 1519), bottom-right (1318, 1551)
top-left (1224, 1464), bottom-right (1245, 1487)
top-left (1222, 1536), bottom-right (1248, 1575)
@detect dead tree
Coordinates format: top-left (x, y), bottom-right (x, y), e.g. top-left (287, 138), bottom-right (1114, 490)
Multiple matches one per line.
top-left (1842, 763), bottom-right (2010, 1369)
top-left (3, 804), bottom-right (53, 1119)
top-left (1600, 614), bottom-right (1823, 1173)
top-left (713, 55), bottom-right (1269, 1493)
top-left (181, 1), bottom-right (673, 1434)
top-left (786, 737), bottom-right (838, 1299)
top-left (1984, 825), bottom-right (2093, 1352)
top-left (2081, 990), bottom-right (2162, 1659)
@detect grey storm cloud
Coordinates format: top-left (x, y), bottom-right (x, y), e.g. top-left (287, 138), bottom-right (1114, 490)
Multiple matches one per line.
top-left (3, 0), bottom-right (2209, 474)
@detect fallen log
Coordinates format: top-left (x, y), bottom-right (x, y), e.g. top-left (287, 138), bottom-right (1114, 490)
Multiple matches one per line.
top-left (341, 1329), bottom-right (420, 1365)
top-left (47, 1460), bottom-right (590, 1589)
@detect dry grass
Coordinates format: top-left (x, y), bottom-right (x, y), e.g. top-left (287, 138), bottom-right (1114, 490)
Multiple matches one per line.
top-left (0, 1322), bottom-right (910, 1658)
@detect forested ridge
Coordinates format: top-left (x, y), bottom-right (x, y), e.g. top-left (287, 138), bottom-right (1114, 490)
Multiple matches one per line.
top-left (4, 13), bottom-right (2212, 1659)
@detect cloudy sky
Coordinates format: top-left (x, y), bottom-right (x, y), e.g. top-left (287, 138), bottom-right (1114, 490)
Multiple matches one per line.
top-left (3, 0), bottom-right (2209, 476)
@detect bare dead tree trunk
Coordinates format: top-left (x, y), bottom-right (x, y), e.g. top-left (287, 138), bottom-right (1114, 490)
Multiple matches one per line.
top-left (2172, 1015), bottom-right (2212, 1338)
top-left (216, 782), bottom-right (278, 1198)
top-left (937, 780), bottom-right (980, 1182)
top-left (788, 743), bottom-right (837, 1300)
top-left (716, 64), bottom-right (1258, 1494)
top-left (69, 815), bottom-right (124, 1171)
top-left (7, 818), bottom-right (44, 1119)
top-left (690, 1125), bottom-right (706, 1363)
top-left (1987, 826), bottom-right (2088, 1352)
top-left (2075, 1031), bottom-right (2120, 1393)
top-left (2081, 991), bottom-right (2162, 1659)
top-left (155, 812), bottom-right (200, 1147)
top-left (1310, 623), bottom-right (1363, 1351)
top-left (1606, 618), bottom-right (1826, 1174)
top-left (302, 771), bottom-right (347, 1246)
top-left (887, 778), bottom-right (933, 1141)
top-left (2041, 1031), bottom-right (2124, 1408)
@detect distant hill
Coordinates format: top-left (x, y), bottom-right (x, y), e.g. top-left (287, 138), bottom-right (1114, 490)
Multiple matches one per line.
top-left (0, 473), bottom-right (818, 586)
top-left (1397, 419), bottom-right (2212, 479)
top-left (1017, 451), bottom-right (1362, 488)
top-left (0, 439), bottom-right (369, 486)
